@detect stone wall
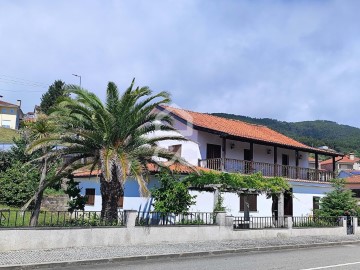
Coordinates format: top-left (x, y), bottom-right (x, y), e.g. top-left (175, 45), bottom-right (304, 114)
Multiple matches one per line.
top-left (41, 195), bottom-right (68, 211)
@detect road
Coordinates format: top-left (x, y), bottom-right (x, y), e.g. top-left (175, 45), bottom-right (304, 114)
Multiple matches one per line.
top-left (48, 243), bottom-right (360, 270)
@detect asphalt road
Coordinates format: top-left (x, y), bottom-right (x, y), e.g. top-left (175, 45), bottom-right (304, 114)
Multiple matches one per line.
top-left (49, 244), bottom-right (360, 270)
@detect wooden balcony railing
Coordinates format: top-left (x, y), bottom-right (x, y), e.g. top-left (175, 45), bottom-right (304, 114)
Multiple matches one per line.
top-left (198, 158), bottom-right (335, 182)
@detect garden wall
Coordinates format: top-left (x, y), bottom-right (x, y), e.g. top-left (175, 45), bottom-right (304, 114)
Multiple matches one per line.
top-left (0, 212), bottom-right (348, 252)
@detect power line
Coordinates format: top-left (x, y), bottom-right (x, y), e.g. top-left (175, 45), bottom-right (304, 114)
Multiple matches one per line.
top-left (0, 74), bottom-right (49, 88)
top-left (0, 88), bottom-right (45, 93)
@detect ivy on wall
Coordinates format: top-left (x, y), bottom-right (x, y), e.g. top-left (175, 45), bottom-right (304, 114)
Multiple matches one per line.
top-left (184, 172), bottom-right (290, 194)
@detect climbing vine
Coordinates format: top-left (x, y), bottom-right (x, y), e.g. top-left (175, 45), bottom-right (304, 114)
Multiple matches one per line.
top-left (184, 172), bottom-right (290, 194)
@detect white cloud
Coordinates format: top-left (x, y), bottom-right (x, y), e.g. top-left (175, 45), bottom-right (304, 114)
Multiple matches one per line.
top-left (1, 0), bottom-right (360, 127)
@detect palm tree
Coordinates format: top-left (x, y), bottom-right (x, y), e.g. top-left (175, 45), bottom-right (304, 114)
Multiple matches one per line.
top-left (24, 114), bottom-right (59, 226)
top-left (29, 79), bottom-right (189, 222)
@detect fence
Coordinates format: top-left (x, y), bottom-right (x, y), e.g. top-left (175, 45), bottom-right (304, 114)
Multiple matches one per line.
top-left (136, 212), bottom-right (216, 226)
top-left (233, 216), bottom-right (287, 229)
top-left (0, 209), bottom-right (125, 228)
top-left (292, 216), bottom-right (342, 228)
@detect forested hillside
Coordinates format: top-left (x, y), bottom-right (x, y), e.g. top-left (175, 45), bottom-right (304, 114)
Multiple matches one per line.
top-left (212, 113), bottom-right (360, 155)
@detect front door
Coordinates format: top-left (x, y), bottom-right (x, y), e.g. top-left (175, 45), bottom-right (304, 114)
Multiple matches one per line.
top-left (284, 189), bottom-right (293, 216)
top-left (282, 154), bottom-right (289, 177)
top-left (206, 144), bottom-right (221, 170)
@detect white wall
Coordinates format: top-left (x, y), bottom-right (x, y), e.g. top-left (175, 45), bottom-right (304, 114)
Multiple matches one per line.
top-left (78, 177), bottom-right (333, 218)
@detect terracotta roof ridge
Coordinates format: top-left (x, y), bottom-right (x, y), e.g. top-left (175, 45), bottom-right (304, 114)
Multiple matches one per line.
top-left (162, 105), bottom-right (269, 128)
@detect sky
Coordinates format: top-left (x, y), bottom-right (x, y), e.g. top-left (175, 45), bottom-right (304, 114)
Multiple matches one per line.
top-left (1, 0), bottom-right (360, 127)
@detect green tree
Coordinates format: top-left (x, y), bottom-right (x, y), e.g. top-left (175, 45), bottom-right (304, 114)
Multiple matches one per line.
top-left (151, 172), bottom-right (196, 214)
top-left (316, 178), bottom-right (359, 217)
top-left (40, 80), bottom-right (68, 115)
top-left (29, 79), bottom-right (188, 222)
top-left (65, 175), bottom-right (86, 212)
top-left (0, 161), bottom-right (39, 207)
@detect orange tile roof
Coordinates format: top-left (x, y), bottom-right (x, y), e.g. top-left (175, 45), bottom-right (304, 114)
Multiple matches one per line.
top-left (73, 163), bottom-right (211, 177)
top-left (0, 100), bottom-right (18, 108)
top-left (320, 155), bottom-right (360, 165)
top-left (308, 157), bottom-right (315, 161)
top-left (345, 175), bottom-right (360, 184)
top-left (159, 106), bottom-right (340, 155)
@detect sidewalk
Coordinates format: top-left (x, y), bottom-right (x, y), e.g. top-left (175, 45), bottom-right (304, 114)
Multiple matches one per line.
top-left (2, 235), bottom-right (360, 269)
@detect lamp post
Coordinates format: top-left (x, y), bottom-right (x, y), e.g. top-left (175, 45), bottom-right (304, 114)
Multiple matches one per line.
top-left (72, 74), bottom-right (82, 87)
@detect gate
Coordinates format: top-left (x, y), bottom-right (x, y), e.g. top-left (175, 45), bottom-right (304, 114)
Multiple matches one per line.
top-left (346, 216), bottom-right (354, 235)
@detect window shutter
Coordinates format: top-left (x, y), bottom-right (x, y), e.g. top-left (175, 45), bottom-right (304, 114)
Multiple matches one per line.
top-left (85, 188), bottom-right (95, 205)
top-left (240, 194), bottom-right (257, 212)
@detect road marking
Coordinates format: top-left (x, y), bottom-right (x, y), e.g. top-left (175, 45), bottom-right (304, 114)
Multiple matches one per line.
top-left (300, 261), bottom-right (360, 269)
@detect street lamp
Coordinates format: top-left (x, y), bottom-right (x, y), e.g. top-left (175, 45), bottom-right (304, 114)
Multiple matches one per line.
top-left (72, 74), bottom-right (82, 87)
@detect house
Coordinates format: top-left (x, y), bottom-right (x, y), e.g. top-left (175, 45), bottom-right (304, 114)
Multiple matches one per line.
top-left (0, 99), bottom-right (24, 129)
top-left (76, 106), bottom-right (343, 217)
top-left (344, 175), bottom-right (360, 202)
top-left (320, 153), bottom-right (360, 171)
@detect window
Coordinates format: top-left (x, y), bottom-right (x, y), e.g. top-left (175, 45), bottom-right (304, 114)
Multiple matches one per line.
top-left (85, 188), bottom-right (96, 205)
top-left (168, 144), bottom-right (182, 156)
top-left (313, 196), bottom-right (320, 211)
top-left (240, 194), bottom-right (258, 212)
top-left (1, 120), bottom-right (11, 128)
top-left (9, 109), bottom-right (14, 114)
top-left (1, 108), bottom-right (6, 113)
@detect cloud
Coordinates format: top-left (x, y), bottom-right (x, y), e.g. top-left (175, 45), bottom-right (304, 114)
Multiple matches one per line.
top-left (1, 0), bottom-right (360, 127)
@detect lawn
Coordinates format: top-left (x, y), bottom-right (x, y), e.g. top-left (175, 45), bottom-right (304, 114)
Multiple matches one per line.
top-left (0, 127), bottom-right (19, 143)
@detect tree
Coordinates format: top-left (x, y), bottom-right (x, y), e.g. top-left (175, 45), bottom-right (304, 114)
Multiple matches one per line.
top-left (151, 172), bottom-right (196, 214)
top-left (65, 175), bottom-right (86, 212)
top-left (24, 114), bottom-right (63, 225)
top-left (40, 80), bottom-right (68, 115)
top-left (316, 178), bottom-right (359, 217)
top-left (29, 79), bottom-right (189, 222)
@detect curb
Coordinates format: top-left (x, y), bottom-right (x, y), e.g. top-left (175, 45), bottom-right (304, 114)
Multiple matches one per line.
top-left (2, 240), bottom-right (360, 269)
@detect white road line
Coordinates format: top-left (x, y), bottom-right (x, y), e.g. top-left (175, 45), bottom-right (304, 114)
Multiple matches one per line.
top-left (300, 261), bottom-right (360, 270)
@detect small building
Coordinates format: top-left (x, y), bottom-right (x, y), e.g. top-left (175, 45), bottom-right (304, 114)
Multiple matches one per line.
top-left (0, 99), bottom-right (24, 129)
top-left (320, 153), bottom-right (360, 171)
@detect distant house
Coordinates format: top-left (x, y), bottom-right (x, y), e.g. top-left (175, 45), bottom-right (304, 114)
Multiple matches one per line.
top-left (308, 157), bottom-right (318, 169)
top-left (0, 99), bottom-right (23, 129)
top-left (320, 153), bottom-right (360, 171)
top-left (344, 175), bottom-right (360, 202)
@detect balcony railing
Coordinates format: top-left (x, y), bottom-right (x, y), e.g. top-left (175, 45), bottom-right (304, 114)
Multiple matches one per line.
top-left (198, 158), bottom-right (334, 182)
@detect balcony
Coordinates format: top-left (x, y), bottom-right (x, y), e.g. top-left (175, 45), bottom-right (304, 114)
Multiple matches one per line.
top-left (198, 158), bottom-right (334, 182)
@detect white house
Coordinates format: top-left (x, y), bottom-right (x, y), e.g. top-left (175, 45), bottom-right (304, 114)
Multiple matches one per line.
top-left (76, 105), bottom-right (342, 217)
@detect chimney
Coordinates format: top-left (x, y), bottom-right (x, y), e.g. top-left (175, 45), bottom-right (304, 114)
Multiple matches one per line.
top-left (16, 99), bottom-right (21, 108)
top-left (349, 152), bottom-right (355, 160)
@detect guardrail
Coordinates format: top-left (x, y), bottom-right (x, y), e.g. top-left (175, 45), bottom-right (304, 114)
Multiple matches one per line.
top-left (233, 216), bottom-right (287, 229)
top-left (292, 216), bottom-right (342, 227)
top-left (0, 209), bottom-right (125, 228)
top-left (136, 212), bottom-right (216, 226)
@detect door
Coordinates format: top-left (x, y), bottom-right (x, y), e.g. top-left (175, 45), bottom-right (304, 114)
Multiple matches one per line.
top-left (244, 149), bottom-right (251, 174)
top-left (284, 189), bottom-right (293, 216)
top-left (206, 144), bottom-right (221, 170)
top-left (282, 154), bottom-right (289, 177)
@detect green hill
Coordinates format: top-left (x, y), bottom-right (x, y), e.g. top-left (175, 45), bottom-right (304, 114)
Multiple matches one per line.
top-left (212, 113), bottom-right (360, 155)
top-left (0, 127), bottom-right (19, 143)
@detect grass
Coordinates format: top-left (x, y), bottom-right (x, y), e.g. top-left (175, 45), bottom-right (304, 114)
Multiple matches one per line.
top-left (0, 127), bottom-right (19, 143)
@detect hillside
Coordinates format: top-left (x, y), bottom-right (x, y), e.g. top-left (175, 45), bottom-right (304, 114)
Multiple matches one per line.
top-left (212, 113), bottom-right (360, 155)
top-left (0, 127), bottom-right (19, 143)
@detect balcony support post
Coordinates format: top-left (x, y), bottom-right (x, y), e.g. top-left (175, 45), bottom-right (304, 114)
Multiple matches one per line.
top-left (332, 156), bottom-right (336, 179)
top-left (295, 150), bottom-right (299, 179)
top-left (250, 142), bottom-right (254, 173)
top-left (221, 137), bottom-right (226, 171)
top-left (273, 146), bottom-right (278, 177)
top-left (315, 153), bottom-right (319, 181)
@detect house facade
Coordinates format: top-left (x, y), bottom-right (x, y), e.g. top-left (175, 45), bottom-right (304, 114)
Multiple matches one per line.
top-left (76, 106), bottom-right (342, 217)
top-left (0, 100), bottom-right (23, 129)
top-left (320, 153), bottom-right (360, 171)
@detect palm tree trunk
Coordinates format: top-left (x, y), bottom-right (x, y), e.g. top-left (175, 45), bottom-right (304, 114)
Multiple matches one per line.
top-left (100, 165), bottom-right (123, 223)
top-left (30, 158), bottom-right (48, 226)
